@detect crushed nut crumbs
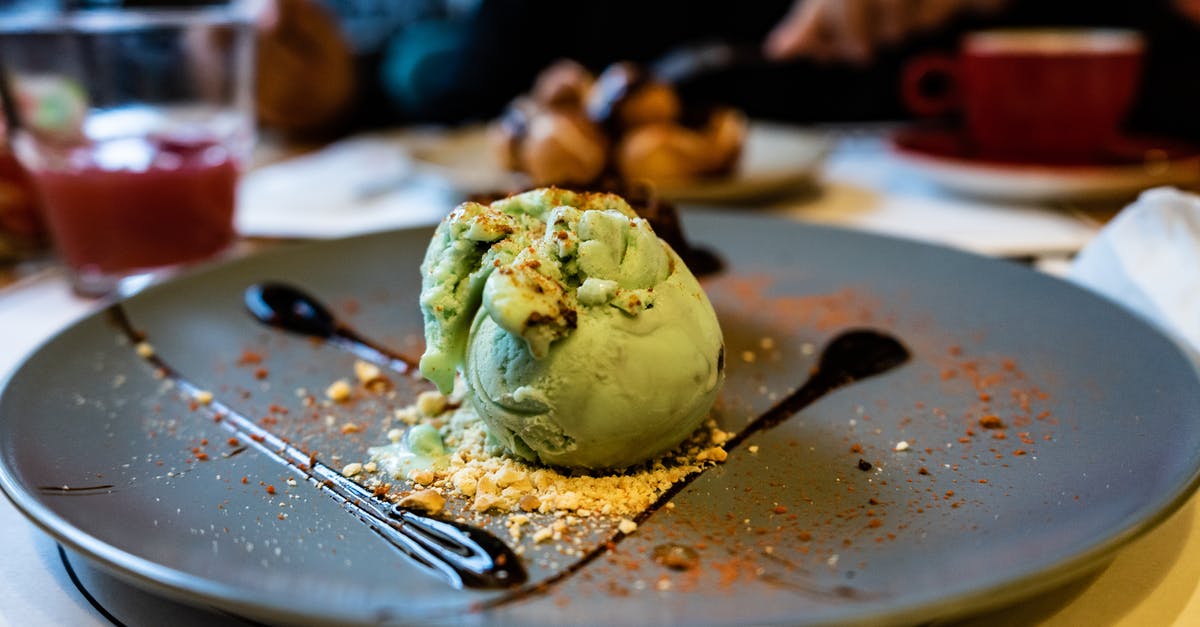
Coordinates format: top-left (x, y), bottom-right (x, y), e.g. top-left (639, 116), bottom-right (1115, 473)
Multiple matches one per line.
top-left (326, 379), bottom-right (352, 403)
top-left (365, 387), bottom-right (728, 519)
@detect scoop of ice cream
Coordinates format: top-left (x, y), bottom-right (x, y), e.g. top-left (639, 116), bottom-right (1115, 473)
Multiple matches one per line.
top-left (419, 188), bottom-right (724, 470)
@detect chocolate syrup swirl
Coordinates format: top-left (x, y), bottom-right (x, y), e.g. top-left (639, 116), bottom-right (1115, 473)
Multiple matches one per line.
top-left (239, 283), bottom-right (909, 607)
top-left (475, 328), bottom-right (910, 610)
top-left (244, 283), bottom-right (418, 373)
top-left (723, 330), bottom-right (910, 451)
top-left (109, 304), bottom-right (523, 590)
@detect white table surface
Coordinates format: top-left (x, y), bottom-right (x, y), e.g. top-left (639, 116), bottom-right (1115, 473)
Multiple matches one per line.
top-left (1, 130), bottom-right (1197, 626)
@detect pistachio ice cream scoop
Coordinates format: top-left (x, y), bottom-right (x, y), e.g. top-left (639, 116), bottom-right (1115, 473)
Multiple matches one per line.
top-left (419, 188), bottom-right (723, 470)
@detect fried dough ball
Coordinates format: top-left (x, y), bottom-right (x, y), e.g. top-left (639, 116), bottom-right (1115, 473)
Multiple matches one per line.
top-left (519, 110), bottom-right (609, 186)
top-left (703, 107), bottom-right (748, 174)
top-left (531, 59), bottom-right (595, 110)
top-left (494, 59), bottom-right (745, 187)
top-left (492, 97), bottom-right (536, 172)
top-left (616, 108), bottom-right (746, 181)
top-left (586, 62), bottom-right (681, 130)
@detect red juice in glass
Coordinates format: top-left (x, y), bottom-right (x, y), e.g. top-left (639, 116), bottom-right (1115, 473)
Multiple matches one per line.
top-left (29, 133), bottom-right (240, 295)
top-left (2, 5), bottom-right (256, 296)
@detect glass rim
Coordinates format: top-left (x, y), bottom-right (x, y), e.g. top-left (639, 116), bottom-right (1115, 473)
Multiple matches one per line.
top-left (964, 28), bottom-right (1145, 55)
top-left (0, 1), bottom-right (260, 34)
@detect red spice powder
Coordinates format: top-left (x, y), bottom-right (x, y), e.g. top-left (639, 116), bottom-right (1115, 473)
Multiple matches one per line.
top-left (705, 274), bottom-right (883, 332)
top-left (236, 350), bottom-right (263, 365)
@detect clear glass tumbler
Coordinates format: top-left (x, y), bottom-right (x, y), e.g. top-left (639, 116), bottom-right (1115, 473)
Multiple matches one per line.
top-left (0, 1), bottom-right (257, 296)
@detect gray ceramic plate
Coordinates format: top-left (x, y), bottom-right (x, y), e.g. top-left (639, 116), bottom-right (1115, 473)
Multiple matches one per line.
top-left (2, 213), bottom-right (1199, 626)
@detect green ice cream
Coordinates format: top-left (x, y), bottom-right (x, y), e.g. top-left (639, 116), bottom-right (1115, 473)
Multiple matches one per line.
top-left (419, 188), bottom-right (724, 470)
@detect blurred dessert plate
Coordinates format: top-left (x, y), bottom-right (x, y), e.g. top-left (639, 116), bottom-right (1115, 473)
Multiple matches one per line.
top-left (406, 121), bottom-right (829, 203)
top-left (891, 127), bottom-right (1200, 202)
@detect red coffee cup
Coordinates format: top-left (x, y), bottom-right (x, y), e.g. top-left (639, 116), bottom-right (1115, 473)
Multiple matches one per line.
top-left (902, 29), bottom-right (1145, 163)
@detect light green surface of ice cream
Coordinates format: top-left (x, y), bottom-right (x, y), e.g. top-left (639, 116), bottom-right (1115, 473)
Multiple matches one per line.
top-left (419, 188), bottom-right (724, 470)
top-left (367, 424), bottom-right (448, 478)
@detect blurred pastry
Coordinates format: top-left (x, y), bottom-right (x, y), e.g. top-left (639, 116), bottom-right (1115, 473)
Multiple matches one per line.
top-left (491, 96), bottom-right (609, 185)
top-left (615, 123), bottom-right (711, 182)
top-left (615, 107), bottom-right (746, 181)
top-left (586, 62), bottom-right (681, 130)
top-left (493, 59), bottom-right (745, 189)
top-left (491, 97), bottom-right (536, 172)
top-left (699, 107), bottom-right (747, 175)
top-left (531, 59), bottom-right (594, 110)
top-left (518, 109), bottom-right (608, 186)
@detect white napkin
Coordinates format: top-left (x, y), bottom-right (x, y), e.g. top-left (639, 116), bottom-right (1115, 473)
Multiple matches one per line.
top-left (235, 135), bottom-right (456, 239)
top-left (1069, 186), bottom-right (1200, 351)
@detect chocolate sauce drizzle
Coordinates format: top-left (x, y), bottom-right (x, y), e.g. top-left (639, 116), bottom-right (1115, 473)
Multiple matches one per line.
top-left (37, 484), bottom-right (116, 495)
top-left (108, 304), bottom-right (524, 590)
top-left (244, 283), bottom-right (418, 373)
top-left (723, 330), bottom-right (910, 451)
top-left (239, 284), bottom-right (910, 609)
top-left (475, 328), bottom-right (910, 610)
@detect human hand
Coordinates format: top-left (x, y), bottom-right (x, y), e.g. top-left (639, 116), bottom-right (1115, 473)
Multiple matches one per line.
top-left (764, 0), bottom-right (1007, 63)
top-left (1174, 0), bottom-right (1200, 24)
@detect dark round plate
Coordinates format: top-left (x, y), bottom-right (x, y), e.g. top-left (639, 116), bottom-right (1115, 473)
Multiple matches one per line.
top-left (2, 213), bottom-right (1199, 626)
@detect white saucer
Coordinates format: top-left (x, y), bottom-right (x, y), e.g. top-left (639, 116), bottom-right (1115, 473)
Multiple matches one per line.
top-left (406, 121), bottom-right (830, 204)
top-left (890, 128), bottom-right (1200, 202)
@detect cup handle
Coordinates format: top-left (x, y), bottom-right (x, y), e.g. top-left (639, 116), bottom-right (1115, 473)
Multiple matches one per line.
top-left (901, 53), bottom-right (960, 117)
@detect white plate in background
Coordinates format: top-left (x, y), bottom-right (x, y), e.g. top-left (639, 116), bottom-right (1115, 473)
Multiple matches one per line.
top-left (407, 121), bottom-right (830, 204)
